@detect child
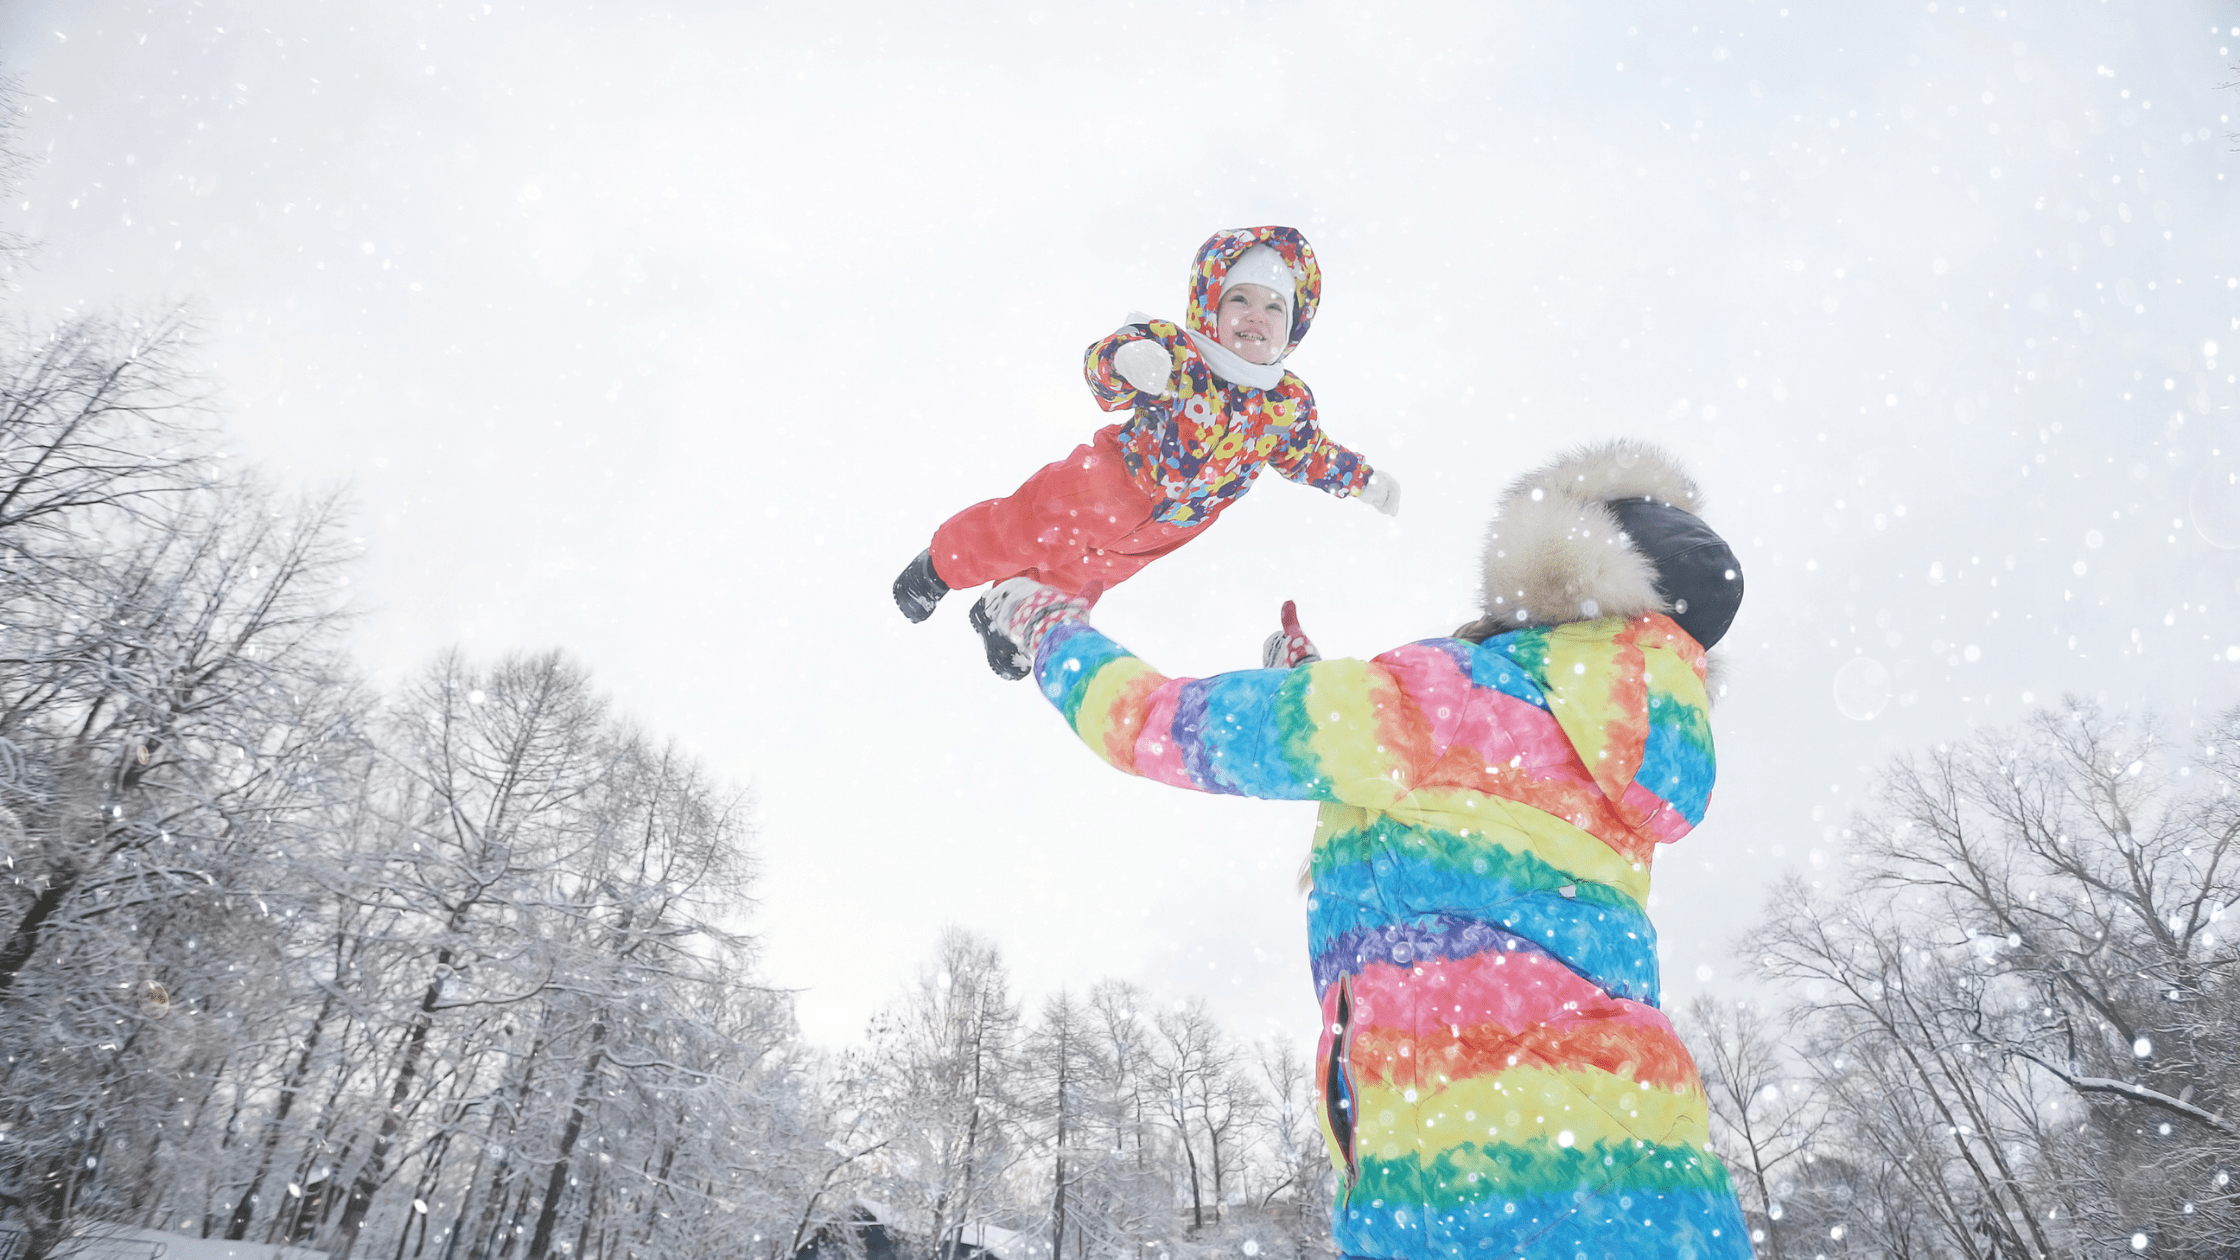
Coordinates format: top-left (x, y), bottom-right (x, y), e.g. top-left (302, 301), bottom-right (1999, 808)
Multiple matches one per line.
top-left (892, 225), bottom-right (1399, 678)
top-left (980, 439), bottom-right (1752, 1260)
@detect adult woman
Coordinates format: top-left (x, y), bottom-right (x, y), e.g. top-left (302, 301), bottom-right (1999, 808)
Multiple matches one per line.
top-left (989, 440), bottom-right (1752, 1260)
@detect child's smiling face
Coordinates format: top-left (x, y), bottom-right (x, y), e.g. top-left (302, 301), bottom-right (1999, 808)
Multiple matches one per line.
top-left (1215, 283), bottom-right (1289, 364)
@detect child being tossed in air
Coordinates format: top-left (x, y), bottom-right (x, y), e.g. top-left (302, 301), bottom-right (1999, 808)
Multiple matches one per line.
top-left (892, 225), bottom-right (1399, 678)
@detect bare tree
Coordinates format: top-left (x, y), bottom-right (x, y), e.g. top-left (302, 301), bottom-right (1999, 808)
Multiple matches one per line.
top-left (1020, 991), bottom-right (1104, 1260)
top-left (862, 929), bottom-right (1023, 1260)
top-left (1149, 998), bottom-right (1238, 1236)
top-left (0, 309), bottom-right (210, 545)
top-left (328, 649), bottom-right (612, 1256)
top-left (520, 733), bottom-right (758, 1260)
top-left (1679, 995), bottom-right (1824, 1259)
top-left (1740, 701), bottom-right (2240, 1258)
top-left (1072, 979), bottom-right (1179, 1260)
top-left (1248, 1039), bottom-right (1333, 1260)
top-left (0, 464), bottom-right (362, 1258)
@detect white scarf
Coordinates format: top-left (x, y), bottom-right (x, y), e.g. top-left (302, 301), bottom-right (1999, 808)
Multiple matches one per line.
top-left (1184, 330), bottom-right (1288, 391)
top-left (1125, 311), bottom-right (1288, 390)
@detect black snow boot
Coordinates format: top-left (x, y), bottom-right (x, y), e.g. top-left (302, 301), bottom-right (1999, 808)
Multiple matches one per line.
top-left (892, 548), bottom-right (950, 623)
top-left (968, 594), bottom-right (1031, 681)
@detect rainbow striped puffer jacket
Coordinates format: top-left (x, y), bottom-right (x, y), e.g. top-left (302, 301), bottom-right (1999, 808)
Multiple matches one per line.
top-left (1032, 611), bottom-right (1751, 1260)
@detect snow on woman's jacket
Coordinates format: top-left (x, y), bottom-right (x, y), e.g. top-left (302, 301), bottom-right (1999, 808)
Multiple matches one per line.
top-left (1082, 226), bottom-right (1371, 527)
top-left (1030, 442), bottom-right (1752, 1260)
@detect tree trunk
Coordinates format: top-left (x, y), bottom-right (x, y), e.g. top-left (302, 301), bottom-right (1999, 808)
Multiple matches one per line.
top-left (497, 1174), bottom-right (537, 1260)
top-left (332, 951), bottom-right (452, 1255)
top-left (436, 1129), bottom-right (493, 1260)
top-left (566, 1158), bottom-right (600, 1260)
top-left (393, 1131), bottom-right (452, 1260)
top-left (1049, 1020), bottom-right (1069, 1260)
top-left (1179, 1130), bottom-right (1202, 1235)
top-left (0, 875), bottom-right (74, 1001)
top-left (228, 985), bottom-right (340, 1239)
top-left (525, 1019), bottom-right (607, 1260)
top-left (463, 1023), bottom-right (551, 1260)
top-left (1203, 1099), bottom-right (1225, 1227)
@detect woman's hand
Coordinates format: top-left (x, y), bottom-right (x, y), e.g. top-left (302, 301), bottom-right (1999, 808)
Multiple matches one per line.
top-left (984, 576), bottom-right (1093, 665)
top-left (1261, 600), bottom-right (1321, 668)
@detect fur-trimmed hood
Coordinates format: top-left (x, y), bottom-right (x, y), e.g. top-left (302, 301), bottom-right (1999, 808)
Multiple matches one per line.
top-left (1471, 438), bottom-right (1715, 635)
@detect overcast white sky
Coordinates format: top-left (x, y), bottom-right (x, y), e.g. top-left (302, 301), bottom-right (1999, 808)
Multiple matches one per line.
top-left (3, 0), bottom-right (2236, 1048)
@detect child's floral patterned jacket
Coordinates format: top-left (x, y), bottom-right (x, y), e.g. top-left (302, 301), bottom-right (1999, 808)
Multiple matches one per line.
top-left (1083, 225), bottom-right (1373, 527)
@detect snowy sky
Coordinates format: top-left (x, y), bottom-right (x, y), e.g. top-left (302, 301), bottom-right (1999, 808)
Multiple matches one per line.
top-left (3, 0), bottom-right (2236, 1049)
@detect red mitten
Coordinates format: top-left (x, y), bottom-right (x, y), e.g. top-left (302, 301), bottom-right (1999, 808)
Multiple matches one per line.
top-left (1260, 600), bottom-right (1321, 668)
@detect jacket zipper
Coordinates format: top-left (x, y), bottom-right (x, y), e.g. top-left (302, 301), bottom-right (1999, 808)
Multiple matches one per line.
top-left (1325, 977), bottom-right (1359, 1190)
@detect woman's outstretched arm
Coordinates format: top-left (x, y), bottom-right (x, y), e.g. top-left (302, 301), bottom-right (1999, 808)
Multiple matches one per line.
top-left (1030, 619), bottom-right (1437, 808)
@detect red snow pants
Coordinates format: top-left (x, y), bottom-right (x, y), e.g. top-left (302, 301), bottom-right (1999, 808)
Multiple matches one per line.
top-left (929, 425), bottom-right (1219, 597)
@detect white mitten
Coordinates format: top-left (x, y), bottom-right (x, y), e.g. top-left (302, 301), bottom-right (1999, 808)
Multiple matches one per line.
top-left (1359, 469), bottom-right (1402, 517)
top-left (1113, 339), bottom-right (1174, 397)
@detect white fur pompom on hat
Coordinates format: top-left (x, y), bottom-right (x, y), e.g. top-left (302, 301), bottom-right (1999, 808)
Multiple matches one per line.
top-left (1472, 438), bottom-right (1704, 633)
